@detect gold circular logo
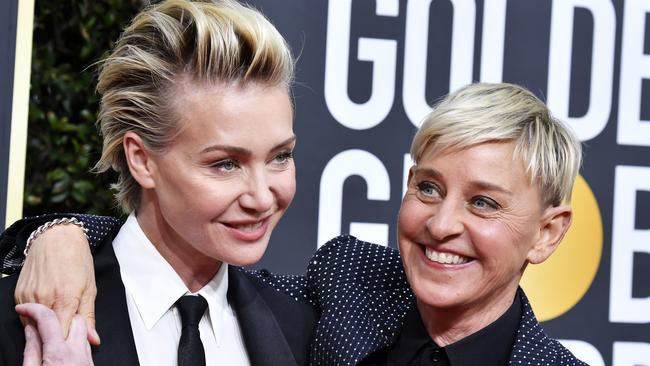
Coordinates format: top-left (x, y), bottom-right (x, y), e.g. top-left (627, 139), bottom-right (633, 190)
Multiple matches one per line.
top-left (520, 175), bottom-right (603, 321)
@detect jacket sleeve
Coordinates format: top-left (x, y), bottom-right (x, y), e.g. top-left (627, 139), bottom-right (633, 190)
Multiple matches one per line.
top-left (0, 213), bottom-right (122, 275)
top-left (305, 235), bottom-right (414, 365)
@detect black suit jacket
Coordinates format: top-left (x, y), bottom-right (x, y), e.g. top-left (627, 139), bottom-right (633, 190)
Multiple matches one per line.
top-left (0, 222), bottom-right (317, 366)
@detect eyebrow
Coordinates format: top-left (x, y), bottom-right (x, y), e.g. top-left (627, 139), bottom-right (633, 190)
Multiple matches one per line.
top-left (199, 135), bottom-right (297, 155)
top-left (272, 135), bottom-right (297, 151)
top-left (470, 180), bottom-right (513, 195)
top-left (414, 167), bottom-right (512, 195)
top-left (414, 167), bottom-right (442, 179)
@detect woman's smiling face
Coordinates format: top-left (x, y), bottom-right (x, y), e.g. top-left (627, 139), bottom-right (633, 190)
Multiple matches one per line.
top-left (398, 141), bottom-right (554, 315)
top-left (141, 81), bottom-right (296, 269)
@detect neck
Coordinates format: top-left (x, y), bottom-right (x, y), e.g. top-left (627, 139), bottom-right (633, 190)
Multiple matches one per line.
top-left (417, 286), bottom-right (518, 346)
top-left (135, 196), bottom-right (221, 292)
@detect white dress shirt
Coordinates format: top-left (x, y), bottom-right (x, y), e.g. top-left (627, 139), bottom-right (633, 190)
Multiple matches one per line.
top-left (112, 214), bottom-right (251, 366)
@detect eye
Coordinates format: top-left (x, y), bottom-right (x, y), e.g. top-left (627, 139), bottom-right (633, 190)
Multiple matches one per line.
top-left (416, 181), bottom-right (441, 199)
top-left (470, 196), bottom-right (500, 212)
top-left (273, 151), bottom-right (293, 165)
top-left (211, 159), bottom-right (238, 172)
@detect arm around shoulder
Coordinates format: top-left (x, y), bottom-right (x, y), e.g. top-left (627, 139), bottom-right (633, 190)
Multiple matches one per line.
top-left (0, 213), bottom-right (122, 275)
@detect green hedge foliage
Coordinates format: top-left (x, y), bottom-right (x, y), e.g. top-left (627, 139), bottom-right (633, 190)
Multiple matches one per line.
top-left (24, 0), bottom-right (144, 217)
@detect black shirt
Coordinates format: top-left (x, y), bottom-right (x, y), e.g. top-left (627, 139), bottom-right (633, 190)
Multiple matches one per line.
top-left (360, 295), bottom-right (522, 366)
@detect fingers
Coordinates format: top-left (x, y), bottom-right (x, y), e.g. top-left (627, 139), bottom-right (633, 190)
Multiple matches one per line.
top-left (79, 287), bottom-right (100, 346)
top-left (18, 315), bottom-right (35, 331)
top-left (22, 324), bottom-right (42, 366)
top-left (18, 306), bottom-right (96, 366)
top-left (16, 284), bottom-right (55, 311)
top-left (52, 296), bottom-right (81, 338)
top-left (72, 315), bottom-right (96, 366)
top-left (15, 264), bottom-right (51, 316)
top-left (68, 315), bottom-right (89, 345)
top-left (85, 341), bottom-right (93, 366)
top-left (15, 245), bottom-right (57, 325)
top-left (15, 303), bottom-right (64, 343)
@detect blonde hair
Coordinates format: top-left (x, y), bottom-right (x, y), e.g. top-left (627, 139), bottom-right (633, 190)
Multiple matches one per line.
top-left (410, 83), bottom-right (582, 206)
top-left (94, 0), bottom-right (294, 213)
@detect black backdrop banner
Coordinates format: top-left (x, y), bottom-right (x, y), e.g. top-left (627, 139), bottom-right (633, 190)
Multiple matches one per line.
top-left (246, 1), bottom-right (649, 365)
top-left (1, 0), bottom-right (648, 365)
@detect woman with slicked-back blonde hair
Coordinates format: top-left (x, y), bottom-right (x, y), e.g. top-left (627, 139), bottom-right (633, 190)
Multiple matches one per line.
top-left (95, 0), bottom-right (294, 214)
top-left (0, 1), bottom-right (317, 365)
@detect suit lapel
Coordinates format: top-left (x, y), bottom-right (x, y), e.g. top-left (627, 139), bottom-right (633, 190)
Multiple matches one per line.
top-left (228, 267), bottom-right (315, 366)
top-left (90, 225), bottom-right (140, 366)
top-left (0, 276), bottom-right (29, 365)
top-left (509, 289), bottom-right (555, 365)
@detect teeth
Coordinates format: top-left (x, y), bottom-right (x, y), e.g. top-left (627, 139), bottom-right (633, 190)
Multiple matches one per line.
top-left (425, 247), bottom-right (469, 265)
top-left (231, 221), bottom-right (262, 232)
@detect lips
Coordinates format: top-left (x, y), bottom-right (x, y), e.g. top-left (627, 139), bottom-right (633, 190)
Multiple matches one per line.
top-left (425, 247), bottom-right (471, 265)
top-left (227, 221), bottom-right (263, 232)
top-left (222, 217), bottom-right (270, 241)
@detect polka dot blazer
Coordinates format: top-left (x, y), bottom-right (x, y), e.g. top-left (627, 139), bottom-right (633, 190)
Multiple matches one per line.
top-left (259, 235), bottom-right (587, 366)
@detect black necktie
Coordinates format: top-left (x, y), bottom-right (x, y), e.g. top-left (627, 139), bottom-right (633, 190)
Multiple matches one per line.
top-left (176, 295), bottom-right (208, 366)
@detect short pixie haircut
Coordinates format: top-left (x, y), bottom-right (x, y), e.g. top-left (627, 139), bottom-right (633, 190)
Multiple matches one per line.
top-left (410, 83), bottom-right (582, 206)
top-left (94, 0), bottom-right (294, 213)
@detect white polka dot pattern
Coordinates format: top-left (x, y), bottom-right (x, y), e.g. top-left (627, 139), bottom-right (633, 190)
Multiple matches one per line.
top-left (303, 235), bottom-right (414, 365)
top-left (250, 268), bottom-right (316, 306)
top-left (73, 214), bottom-right (123, 249)
top-left (510, 291), bottom-right (588, 365)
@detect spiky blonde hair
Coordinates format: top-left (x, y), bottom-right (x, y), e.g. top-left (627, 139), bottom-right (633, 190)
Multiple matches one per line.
top-left (94, 0), bottom-right (294, 213)
top-left (411, 83), bottom-right (582, 206)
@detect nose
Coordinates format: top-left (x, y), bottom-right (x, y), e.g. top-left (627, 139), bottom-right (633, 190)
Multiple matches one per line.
top-left (426, 199), bottom-right (464, 241)
top-left (239, 169), bottom-right (275, 214)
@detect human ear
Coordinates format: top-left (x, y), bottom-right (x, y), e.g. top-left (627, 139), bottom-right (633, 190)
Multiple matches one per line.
top-left (526, 205), bottom-right (573, 264)
top-left (123, 131), bottom-right (156, 189)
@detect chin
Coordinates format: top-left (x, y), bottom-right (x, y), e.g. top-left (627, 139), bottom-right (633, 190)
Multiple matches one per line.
top-left (229, 255), bottom-right (265, 267)
top-left (408, 275), bottom-right (467, 310)
top-left (414, 290), bottom-right (450, 309)
top-left (220, 243), bottom-right (269, 267)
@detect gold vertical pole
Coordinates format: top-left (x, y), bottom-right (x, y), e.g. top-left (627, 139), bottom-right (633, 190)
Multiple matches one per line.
top-left (5, 0), bottom-right (35, 227)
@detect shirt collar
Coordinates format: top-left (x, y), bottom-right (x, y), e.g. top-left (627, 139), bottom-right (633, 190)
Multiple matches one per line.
top-left (385, 303), bottom-right (432, 365)
top-left (195, 264), bottom-right (229, 346)
top-left (112, 213), bottom-right (230, 338)
top-left (386, 293), bottom-right (522, 366)
top-left (445, 294), bottom-right (521, 365)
